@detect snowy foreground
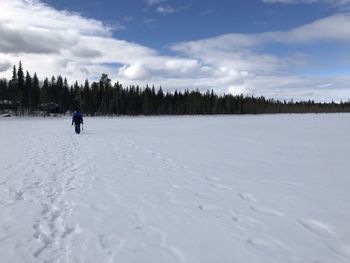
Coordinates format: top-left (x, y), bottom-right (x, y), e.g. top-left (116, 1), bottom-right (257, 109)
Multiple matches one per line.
top-left (1, 114), bottom-right (350, 263)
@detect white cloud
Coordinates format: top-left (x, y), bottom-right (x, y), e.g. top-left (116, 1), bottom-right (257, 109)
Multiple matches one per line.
top-left (0, 23), bottom-right (78, 54)
top-left (156, 6), bottom-right (175, 14)
top-left (0, 0), bottom-right (201, 83)
top-left (118, 64), bottom-right (151, 80)
top-left (123, 16), bottom-right (135, 22)
top-left (172, 13), bottom-right (350, 79)
top-left (164, 59), bottom-right (201, 75)
top-left (0, 0), bottom-right (349, 102)
top-left (262, 0), bottom-right (350, 6)
top-left (243, 75), bottom-right (350, 102)
top-left (1, 0), bottom-right (109, 36)
top-left (146, 0), bottom-right (167, 6)
top-left (171, 13), bottom-right (350, 101)
top-left (200, 10), bottom-right (213, 16)
top-left (0, 58), bottom-right (12, 72)
top-left (172, 13), bottom-right (350, 51)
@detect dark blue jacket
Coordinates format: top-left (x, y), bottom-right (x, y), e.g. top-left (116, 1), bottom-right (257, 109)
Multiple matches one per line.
top-left (72, 112), bottom-right (83, 125)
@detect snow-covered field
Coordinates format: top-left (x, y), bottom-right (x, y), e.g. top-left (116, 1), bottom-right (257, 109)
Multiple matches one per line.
top-left (1, 114), bottom-right (350, 263)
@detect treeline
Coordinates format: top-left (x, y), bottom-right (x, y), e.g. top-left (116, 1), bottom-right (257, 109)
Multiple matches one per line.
top-left (1, 62), bottom-right (350, 115)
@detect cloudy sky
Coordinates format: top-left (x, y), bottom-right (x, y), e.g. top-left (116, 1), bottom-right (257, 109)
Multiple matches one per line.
top-left (1, 0), bottom-right (350, 101)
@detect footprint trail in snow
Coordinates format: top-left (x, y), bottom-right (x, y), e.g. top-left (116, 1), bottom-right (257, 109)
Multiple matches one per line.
top-left (1, 115), bottom-right (350, 263)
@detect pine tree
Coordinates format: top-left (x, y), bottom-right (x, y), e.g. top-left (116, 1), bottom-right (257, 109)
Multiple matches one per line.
top-left (156, 87), bottom-right (164, 114)
top-left (82, 79), bottom-right (91, 114)
top-left (49, 76), bottom-right (56, 103)
top-left (98, 74), bottom-right (111, 114)
top-left (0, 79), bottom-right (8, 100)
top-left (17, 62), bottom-right (25, 114)
top-left (62, 78), bottom-right (70, 113)
top-left (24, 71), bottom-right (32, 112)
top-left (9, 65), bottom-right (17, 103)
top-left (40, 77), bottom-right (50, 104)
top-left (90, 82), bottom-right (99, 115)
top-left (32, 73), bottom-right (40, 111)
top-left (56, 75), bottom-right (64, 113)
top-left (72, 81), bottom-right (82, 111)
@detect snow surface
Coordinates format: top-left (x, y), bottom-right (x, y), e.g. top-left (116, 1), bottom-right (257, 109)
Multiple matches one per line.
top-left (1, 114), bottom-right (350, 263)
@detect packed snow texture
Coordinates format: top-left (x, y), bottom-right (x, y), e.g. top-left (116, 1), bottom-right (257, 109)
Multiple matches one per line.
top-left (0, 114), bottom-right (350, 263)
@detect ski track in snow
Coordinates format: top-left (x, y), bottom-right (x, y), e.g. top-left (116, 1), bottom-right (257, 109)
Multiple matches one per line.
top-left (5, 131), bottom-right (91, 261)
top-left (1, 115), bottom-right (350, 263)
top-left (0, 124), bottom-right (97, 262)
top-left (297, 219), bottom-right (337, 238)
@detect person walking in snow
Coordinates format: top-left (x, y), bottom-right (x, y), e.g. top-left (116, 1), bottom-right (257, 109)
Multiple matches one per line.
top-left (72, 109), bottom-right (83, 134)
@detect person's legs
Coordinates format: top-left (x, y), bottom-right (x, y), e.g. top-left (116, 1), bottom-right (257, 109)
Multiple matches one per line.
top-left (75, 124), bottom-right (81, 134)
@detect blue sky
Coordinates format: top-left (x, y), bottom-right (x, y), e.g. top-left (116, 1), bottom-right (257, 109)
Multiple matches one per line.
top-left (43, 0), bottom-right (333, 48)
top-left (1, 0), bottom-right (350, 101)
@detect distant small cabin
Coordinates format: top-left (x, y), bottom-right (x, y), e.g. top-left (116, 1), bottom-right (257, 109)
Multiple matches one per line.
top-left (39, 102), bottom-right (60, 115)
top-left (0, 100), bottom-right (18, 113)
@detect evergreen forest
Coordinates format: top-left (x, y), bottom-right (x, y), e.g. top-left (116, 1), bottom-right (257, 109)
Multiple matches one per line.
top-left (1, 62), bottom-right (349, 115)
